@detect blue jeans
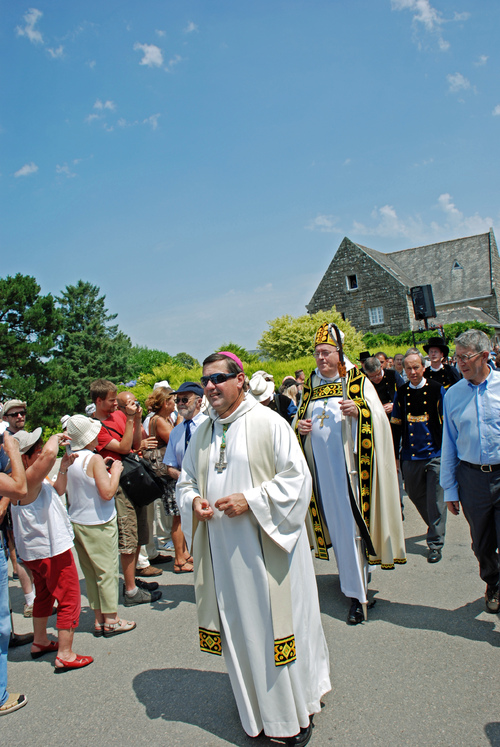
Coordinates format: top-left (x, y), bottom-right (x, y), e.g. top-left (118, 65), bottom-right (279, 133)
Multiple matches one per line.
top-left (0, 540), bottom-right (11, 706)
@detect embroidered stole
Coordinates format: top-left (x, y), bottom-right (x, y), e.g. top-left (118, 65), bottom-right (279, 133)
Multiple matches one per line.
top-left (192, 409), bottom-right (296, 667)
top-left (295, 368), bottom-right (376, 559)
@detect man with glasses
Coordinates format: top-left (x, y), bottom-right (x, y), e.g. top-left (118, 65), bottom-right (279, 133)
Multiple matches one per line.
top-left (295, 324), bottom-right (405, 626)
top-left (440, 329), bottom-right (500, 614)
top-left (177, 353), bottom-right (330, 747)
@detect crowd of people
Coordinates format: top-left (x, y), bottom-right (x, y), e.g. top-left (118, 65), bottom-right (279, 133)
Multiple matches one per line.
top-left (1, 329), bottom-right (498, 747)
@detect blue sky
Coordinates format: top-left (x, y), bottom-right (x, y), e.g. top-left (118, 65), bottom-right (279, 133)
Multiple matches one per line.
top-left (2, 1), bottom-right (499, 362)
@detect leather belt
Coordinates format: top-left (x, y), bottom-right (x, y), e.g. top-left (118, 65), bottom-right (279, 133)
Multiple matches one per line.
top-left (461, 460), bottom-right (500, 473)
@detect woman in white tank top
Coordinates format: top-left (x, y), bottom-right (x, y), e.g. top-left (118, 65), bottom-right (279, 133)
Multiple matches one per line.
top-left (66, 415), bottom-right (136, 638)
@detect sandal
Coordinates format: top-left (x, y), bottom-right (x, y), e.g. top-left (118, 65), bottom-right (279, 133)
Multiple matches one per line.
top-left (93, 624), bottom-right (105, 638)
top-left (31, 641), bottom-right (58, 659)
top-left (174, 561), bottom-right (194, 574)
top-left (103, 619), bottom-right (137, 638)
top-left (54, 654), bottom-right (93, 672)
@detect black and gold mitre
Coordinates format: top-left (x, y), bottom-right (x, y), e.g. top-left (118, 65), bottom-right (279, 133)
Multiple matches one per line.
top-left (314, 322), bottom-right (343, 348)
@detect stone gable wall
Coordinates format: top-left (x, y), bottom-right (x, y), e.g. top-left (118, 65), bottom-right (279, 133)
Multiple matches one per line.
top-left (307, 239), bottom-right (411, 335)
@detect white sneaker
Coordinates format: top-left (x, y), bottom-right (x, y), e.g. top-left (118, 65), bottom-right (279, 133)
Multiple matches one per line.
top-left (161, 540), bottom-right (174, 551)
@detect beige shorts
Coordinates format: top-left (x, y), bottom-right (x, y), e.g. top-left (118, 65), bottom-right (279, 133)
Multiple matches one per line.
top-left (115, 484), bottom-right (149, 554)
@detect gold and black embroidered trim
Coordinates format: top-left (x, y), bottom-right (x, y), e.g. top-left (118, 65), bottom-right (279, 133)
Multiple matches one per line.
top-left (199, 628), bottom-right (222, 656)
top-left (274, 634), bottom-right (296, 666)
top-left (310, 382), bottom-right (343, 400)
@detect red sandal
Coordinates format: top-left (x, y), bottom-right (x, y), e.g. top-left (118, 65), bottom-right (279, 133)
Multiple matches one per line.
top-left (54, 654), bottom-right (93, 672)
top-left (31, 641), bottom-right (58, 659)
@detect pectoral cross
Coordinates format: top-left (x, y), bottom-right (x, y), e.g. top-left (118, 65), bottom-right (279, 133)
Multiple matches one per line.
top-left (318, 410), bottom-right (329, 428)
top-left (215, 424), bottom-right (228, 473)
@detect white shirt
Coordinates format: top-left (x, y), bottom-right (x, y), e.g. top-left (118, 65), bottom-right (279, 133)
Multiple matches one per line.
top-left (11, 480), bottom-right (74, 561)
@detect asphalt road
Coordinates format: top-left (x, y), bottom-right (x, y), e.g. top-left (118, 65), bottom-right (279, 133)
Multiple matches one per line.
top-left (4, 499), bottom-right (499, 746)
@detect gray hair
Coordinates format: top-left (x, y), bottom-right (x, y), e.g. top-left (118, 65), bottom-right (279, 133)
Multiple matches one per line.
top-left (454, 329), bottom-right (490, 354)
top-left (404, 348), bottom-right (426, 366)
top-left (363, 356), bottom-right (382, 374)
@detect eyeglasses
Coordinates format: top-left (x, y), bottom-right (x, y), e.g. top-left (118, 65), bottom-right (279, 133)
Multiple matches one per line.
top-left (200, 373), bottom-right (237, 387)
top-left (314, 349), bottom-right (339, 359)
top-left (176, 396), bottom-right (194, 404)
top-left (456, 353), bottom-right (481, 364)
top-left (7, 411), bottom-right (26, 418)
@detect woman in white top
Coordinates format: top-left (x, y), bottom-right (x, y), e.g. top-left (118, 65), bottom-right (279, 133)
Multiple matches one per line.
top-left (66, 415), bottom-right (135, 638)
top-left (11, 430), bottom-right (93, 671)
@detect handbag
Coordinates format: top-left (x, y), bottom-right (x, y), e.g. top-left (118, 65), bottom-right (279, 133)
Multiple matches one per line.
top-left (98, 419), bottom-right (163, 507)
top-left (119, 453), bottom-right (164, 507)
top-left (142, 416), bottom-right (170, 477)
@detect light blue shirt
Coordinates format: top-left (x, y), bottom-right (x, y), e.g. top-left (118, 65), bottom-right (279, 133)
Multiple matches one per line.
top-left (163, 411), bottom-right (208, 469)
top-left (440, 368), bottom-right (500, 502)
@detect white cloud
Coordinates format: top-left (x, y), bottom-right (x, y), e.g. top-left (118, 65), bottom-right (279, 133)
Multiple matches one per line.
top-left (94, 99), bottom-right (115, 111)
top-left (14, 162), bottom-right (38, 177)
top-left (391, 0), bottom-right (467, 51)
top-left (47, 45), bottom-right (64, 59)
top-left (349, 194), bottom-right (495, 243)
top-left (143, 113), bottom-right (160, 130)
top-left (85, 113), bottom-right (100, 124)
top-left (305, 214), bottom-right (341, 233)
top-left (184, 21), bottom-right (198, 33)
top-left (447, 72), bottom-right (470, 93)
top-left (155, 29), bottom-right (166, 37)
top-left (492, 105), bottom-right (500, 117)
top-left (133, 42), bottom-right (163, 67)
top-left (56, 163), bottom-right (76, 178)
top-left (474, 55), bottom-right (488, 66)
top-left (15, 8), bottom-right (44, 44)
top-left (166, 54), bottom-right (182, 72)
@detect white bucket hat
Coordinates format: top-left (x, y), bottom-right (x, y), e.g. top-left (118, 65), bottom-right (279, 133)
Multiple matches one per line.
top-left (249, 373), bottom-right (275, 403)
top-left (67, 415), bottom-right (101, 451)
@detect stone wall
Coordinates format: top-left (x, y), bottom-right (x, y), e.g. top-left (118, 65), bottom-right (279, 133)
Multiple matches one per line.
top-left (307, 238), bottom-right (411, 335)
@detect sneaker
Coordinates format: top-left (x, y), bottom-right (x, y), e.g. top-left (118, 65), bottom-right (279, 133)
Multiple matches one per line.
top-left (485, 584), bottom-right (500, 613)
top-left (123, 586), bottom-right (162, 607)
top-left (135, 578), bottom-right (159, 592)
top-left (161, 540), bottom-right (175, 552)
top-left (23, 603), bottom-right (33, 618)
top-left (0, 693), bottom-right (27, 716)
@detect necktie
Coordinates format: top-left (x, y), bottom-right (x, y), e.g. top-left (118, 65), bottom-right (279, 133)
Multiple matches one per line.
top-left (184, 419), bottom-right (192, 449)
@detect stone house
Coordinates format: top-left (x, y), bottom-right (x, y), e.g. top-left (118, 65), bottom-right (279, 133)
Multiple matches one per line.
top-left (306, 229), bottom-right (500, 336)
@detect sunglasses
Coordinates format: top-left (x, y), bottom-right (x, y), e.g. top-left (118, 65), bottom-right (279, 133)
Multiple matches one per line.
top-left (175, 396), bottom-right (193, 404)
top-left (7, 411), bottom-right (26, 418)
top-left (200, 373), bottom-right (237, 387)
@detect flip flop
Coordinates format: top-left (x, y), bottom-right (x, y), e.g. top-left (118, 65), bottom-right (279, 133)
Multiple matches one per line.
top-left (31, 641), bottom-right (58, 659)
top-left (103, 619), bottom-right (137, 638)
top-left (174, 561), bottom-right (194, 574)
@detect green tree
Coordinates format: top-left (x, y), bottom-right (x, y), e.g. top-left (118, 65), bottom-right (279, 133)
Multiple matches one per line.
top-left (258, 307), bottom-right (364, 362)
top-left (54, 281), bottom-right (131, 413)
top-left (125, 345), bottom-right (173, 380)
top-left (172, 352), bottom-right (200, 369)
top-left (0, 274), bottom-right (62, 425)
top-left (216, 342), bottom-right (261, 364)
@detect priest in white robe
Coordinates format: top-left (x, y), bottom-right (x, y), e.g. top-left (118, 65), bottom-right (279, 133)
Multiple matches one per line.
top-left (295, 324), bottom-right (406, 626)
top-left (177, 352), bottom-right (330, 747)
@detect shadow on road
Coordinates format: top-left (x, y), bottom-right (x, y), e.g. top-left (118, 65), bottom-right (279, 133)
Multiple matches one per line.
top-left (133, 667), bottom-right (258, 746)
top-left (317, 574), bottom-right (499, 647)
top-left (485, 723), bottom-right (500, 746)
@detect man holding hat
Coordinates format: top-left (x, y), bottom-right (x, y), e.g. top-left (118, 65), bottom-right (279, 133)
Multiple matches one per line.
top-left (423, 337), bottom-right (460, 389)
top-left (295, 323), bottom-right (406, 625)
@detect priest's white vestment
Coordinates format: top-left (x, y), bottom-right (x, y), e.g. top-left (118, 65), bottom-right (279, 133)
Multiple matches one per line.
top-left (177, 396), bottom-right (331, 739)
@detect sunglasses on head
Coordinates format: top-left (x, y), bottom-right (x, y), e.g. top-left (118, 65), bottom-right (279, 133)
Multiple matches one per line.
top-left (200, 373), bottom-right (237, 387)
top-left (7, 411), bottom-right (26, 417)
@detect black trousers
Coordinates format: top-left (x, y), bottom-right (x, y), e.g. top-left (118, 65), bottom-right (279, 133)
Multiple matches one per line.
top-left (457, 462), bottom-right (500, 588)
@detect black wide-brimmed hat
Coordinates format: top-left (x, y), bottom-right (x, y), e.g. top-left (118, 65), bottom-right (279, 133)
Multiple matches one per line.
top-left (423, 336), bottom-right (449, 357)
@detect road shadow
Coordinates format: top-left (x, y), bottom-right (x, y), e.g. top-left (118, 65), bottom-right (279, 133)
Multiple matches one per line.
top-left (317, 574), bottom-right (499, 647)
top-left (133, 667), bottom-right (265, 746)
top-left (485, 723), bottom-right (500, 746)
top-left (404, 532), bottom-right (429, 557)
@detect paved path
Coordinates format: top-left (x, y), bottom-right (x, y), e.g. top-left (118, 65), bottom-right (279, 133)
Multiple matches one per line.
top-left (4, 501), bottom-right (500, 746)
